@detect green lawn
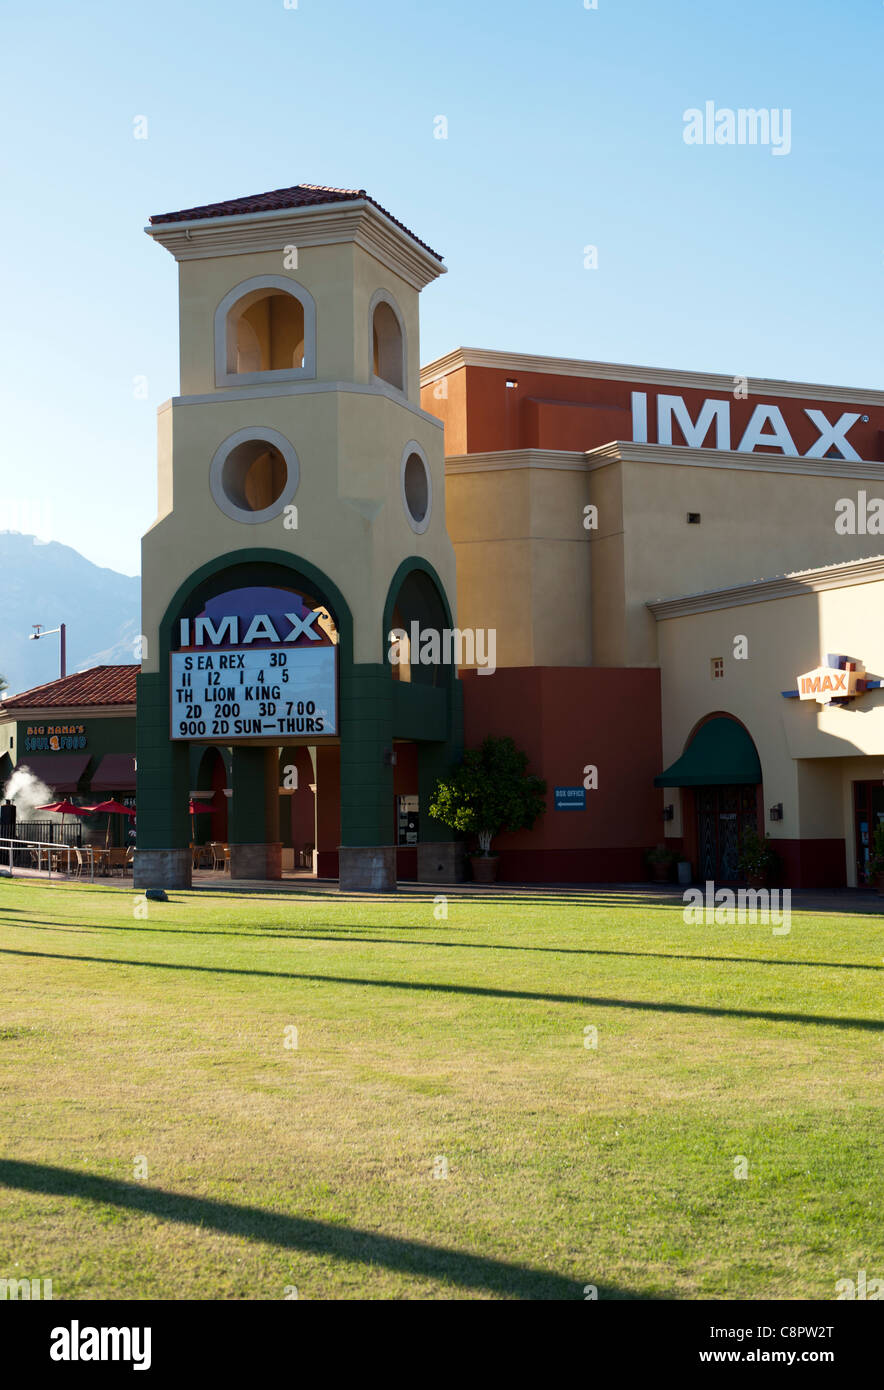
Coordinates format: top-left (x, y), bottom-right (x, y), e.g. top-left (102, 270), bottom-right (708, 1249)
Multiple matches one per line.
top-left (0, 879), bottom-right (881, 1300)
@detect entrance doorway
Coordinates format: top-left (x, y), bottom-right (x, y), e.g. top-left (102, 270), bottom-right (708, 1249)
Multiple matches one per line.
top-left (852, 780), bottom-right (884, 885)
top-left (696, 785), bottom-right (759, 881)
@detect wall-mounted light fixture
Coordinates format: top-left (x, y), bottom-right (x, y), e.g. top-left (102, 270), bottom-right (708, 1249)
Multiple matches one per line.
top-left (662, 804), bottom-right (674, 821)
top-left (383, 748), bottom-right (397, 767)
top-left (769, 803), bottom-right (783, 821)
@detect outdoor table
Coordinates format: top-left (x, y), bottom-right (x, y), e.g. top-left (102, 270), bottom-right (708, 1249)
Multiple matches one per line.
top-left (90, 848), bottom-right (111, 876)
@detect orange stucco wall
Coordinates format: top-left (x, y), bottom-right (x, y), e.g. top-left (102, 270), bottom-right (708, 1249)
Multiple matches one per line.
top-left (421, 364), bottom-right (884, 460)
top-left (460, 666), bottom-right (663, 881)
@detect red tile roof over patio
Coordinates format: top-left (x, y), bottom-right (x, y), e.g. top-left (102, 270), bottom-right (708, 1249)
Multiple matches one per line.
top-left (0, 665), bottom-right (138, 711)
top-left (149, 183), bottom-right (444, 261)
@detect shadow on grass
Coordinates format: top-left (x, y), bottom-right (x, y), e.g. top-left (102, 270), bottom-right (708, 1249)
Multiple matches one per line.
top-left (9, 921), bottom-right (880, 975)
top-left (0, 1158), bottom-right (620, 1300)
top-left (1, 946), bottom-right (882, 1032)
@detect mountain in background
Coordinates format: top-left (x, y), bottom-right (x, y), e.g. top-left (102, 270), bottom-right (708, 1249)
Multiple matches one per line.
top-left (0, 533), bottom-right (140, 697)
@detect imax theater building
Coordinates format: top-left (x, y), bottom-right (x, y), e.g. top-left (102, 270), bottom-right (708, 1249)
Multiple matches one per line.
top-left (134, 184), bottom-right (884, 892)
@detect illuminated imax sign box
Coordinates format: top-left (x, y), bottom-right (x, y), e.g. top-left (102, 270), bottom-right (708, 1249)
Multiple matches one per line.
top-left (170, 585), bottom-right (338, 741)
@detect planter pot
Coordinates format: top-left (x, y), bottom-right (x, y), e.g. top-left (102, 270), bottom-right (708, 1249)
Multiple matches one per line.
top-left (746, 873), bottom-right (766, 889)
top-left (650, 862), bottom-right (671, 883)
top-left (470, 855), bottom-right (500, 884)
top-left (876, 873), bottom-right (884, 897)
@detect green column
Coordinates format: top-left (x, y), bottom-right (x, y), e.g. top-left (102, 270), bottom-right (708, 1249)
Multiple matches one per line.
top-left (418, 676), bottom-right (463, 842)
top-left (230, 746), bottom-right (270, 843)
top-left (135, 673), bottom-right (190, 850)
top-left (133, 672), bottom-right (191, 888)
top-left (338, 664), bottom-right (395, 847)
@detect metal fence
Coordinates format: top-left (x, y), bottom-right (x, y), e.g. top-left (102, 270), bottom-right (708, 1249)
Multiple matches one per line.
top-left (11, 821), bottom-right (83, 846)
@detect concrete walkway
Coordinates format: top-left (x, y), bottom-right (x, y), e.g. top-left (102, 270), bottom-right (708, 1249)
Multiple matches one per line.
top-left (5, 865), bottom-right (883, 914)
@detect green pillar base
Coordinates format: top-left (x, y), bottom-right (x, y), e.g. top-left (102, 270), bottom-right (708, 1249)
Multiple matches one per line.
top-left (133, 848), bottom-right (192, 891)
top-left (229, 842), bottom-right (282, 880)
top-left (338, 845), bottom-right (396, 892)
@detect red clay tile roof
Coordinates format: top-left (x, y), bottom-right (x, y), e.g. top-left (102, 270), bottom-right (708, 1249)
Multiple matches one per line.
top-left (0, 665), bottom-right (138, 711)
top-left (149, 183), bottom-right (443, 261)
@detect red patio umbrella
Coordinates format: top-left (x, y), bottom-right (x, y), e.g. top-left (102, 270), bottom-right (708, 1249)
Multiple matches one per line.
top-left (188, 799), bottom-right (213, 839)
top-left (36, 800), bottom-right (92, 836)
top-left (86, 798), bottom-right (137, 848)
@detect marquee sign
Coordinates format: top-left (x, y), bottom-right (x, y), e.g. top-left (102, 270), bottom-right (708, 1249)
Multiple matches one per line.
top-left (171, 585), bottom-right (338, 741)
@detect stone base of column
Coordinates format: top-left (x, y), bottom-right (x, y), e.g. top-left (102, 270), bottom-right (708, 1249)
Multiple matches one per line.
top-left (338, 845), bottom-right (397, 892)
top-left (229, 842), bottom-right (283, 880)
top-left (133, 848), bottom-right (192, 891)
top-left (417, 841), bottom-right (467, 883)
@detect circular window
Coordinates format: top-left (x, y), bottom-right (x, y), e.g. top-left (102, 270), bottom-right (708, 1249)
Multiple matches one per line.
top-left (400, 442), bottom-right (432, 533)
top-left (209, 427), bottom-right (299, 524)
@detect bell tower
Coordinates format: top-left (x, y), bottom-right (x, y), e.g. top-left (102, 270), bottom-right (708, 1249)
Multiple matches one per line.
top-left (135, 184), bottom-right (461, 890)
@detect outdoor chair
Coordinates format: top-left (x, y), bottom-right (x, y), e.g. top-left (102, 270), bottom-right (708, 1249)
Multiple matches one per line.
top-left (107, 848), bottom-right (128, 877)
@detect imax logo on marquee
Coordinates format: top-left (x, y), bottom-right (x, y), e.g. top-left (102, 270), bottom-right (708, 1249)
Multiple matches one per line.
top-left (179, 612), bottom-right (321, 647)
top-left (631, 392), bottom-right (862, 460)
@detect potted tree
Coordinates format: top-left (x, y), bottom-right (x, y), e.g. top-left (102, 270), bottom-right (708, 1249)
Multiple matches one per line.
top-left (866, 821), bottom-right (884, 894)
top-left (737, 827), bottom-right (780, 887)
top-left (428, 736), bottom-right (546, 883)
top-left (646, 844), bottom-right (675, 883)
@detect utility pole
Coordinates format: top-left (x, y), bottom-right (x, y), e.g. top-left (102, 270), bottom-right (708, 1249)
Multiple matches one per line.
top-left (29, 623), bottom-right (67, 678)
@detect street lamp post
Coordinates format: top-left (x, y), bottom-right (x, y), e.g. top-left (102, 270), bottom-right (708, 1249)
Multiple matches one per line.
top-left (29, 623), bottom-right (66, 678)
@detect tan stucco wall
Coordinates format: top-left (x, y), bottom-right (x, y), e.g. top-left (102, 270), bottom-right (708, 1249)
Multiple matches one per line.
top-left (144, 231), bottom-right (454, 672)
top-left (654, 577), bottom-right (884, 883)
top-left (176, 243), bottom-right (422, 405)
top-left (444, 462), bottom-right (592, 667)
top-left (446, 445), bottom-right (884, 672)
top-left (617, 456), bottom-right (884, 667)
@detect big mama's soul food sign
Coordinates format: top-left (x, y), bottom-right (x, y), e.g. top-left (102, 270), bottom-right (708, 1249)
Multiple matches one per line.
top-left (24, 724), bottom-right (87, 752)
top-left (170, 586), bottom-right (338, 741)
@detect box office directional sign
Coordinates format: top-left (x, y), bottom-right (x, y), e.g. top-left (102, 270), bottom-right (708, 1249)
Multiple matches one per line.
top-left (554, 786), bottom-right (586, 811)
top-left (171, 584), bottom-right (338, 740)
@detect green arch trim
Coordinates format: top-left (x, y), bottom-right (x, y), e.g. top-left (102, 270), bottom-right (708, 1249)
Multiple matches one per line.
top-left (382, 555), bottom-right (457, 692)
top-left (156, 548), bottom-right (355, 674)
top-left (382, 556), bottom-right (455, 642)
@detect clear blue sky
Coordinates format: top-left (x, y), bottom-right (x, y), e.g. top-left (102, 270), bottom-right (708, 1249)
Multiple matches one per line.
top-left (1, 0), bottom-right (881, 576)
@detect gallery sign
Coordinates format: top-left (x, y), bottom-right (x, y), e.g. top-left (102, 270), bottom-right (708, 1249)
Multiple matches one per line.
top-left (171, 585), bottom-right (338, 741)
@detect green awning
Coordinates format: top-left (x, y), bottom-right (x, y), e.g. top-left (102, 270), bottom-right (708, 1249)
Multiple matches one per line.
top-left (654, 717), bottom-right (761, 788)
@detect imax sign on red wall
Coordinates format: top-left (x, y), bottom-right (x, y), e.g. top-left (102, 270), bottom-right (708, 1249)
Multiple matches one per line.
top-left (630, 392), bottom-right (867, 460)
